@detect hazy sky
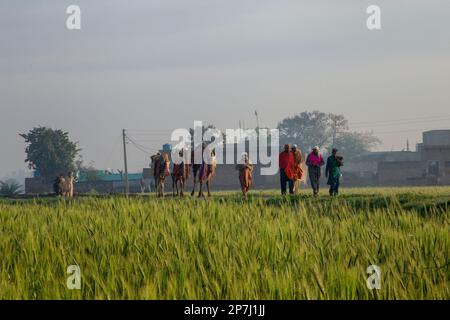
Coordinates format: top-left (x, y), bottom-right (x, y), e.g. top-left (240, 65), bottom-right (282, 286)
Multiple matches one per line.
top-left (1, 0), bottom-right (450, 177)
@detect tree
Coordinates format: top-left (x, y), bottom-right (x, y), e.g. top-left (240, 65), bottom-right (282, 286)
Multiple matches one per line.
top-left (80, 162), bottom-right (100, 182)
top-left (74, 156), bottom-right (99, 182)
top-left (277, 111), bottom-right (348, 152)
top-left (329, 113), bottom-right (349, 145)
top-left (20, 127), bottom-right (80, 179)
top-left (188, 124), bottom-right (223, 148)
top-left (330, 131), bottom-right (381, 160)
top-left (0, 180), bottom-right (23, 196)
top-left (189, 124), bottom-right (217, 139)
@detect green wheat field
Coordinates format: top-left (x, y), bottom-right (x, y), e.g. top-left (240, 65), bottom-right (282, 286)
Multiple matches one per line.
top-left (0, 187), bottom-right (449, 299)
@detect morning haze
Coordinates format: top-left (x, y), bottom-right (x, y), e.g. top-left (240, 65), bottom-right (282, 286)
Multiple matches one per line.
top-left (1, 0), bottom-right (449, 178)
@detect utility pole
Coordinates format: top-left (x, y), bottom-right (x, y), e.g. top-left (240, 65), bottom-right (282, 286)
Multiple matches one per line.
top-left (254, 110), bottom-right (260, 129)
top-left (122, 129), bottom-right (129, 196)
top-left (255, 110), bottom-right (260, 158)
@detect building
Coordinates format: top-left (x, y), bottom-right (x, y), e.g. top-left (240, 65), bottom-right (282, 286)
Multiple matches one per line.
top-left (343, 130), bottom-right (450, 186)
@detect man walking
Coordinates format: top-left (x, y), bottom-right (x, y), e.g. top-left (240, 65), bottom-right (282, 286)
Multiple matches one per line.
top-left (325, 148), bottom-right (343, 196)
top-left (279, 144), bottom-right (294, 195)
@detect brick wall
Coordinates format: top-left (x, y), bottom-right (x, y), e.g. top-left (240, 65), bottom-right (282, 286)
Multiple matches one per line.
top-left (25, 178), bottom-right (116, 195)
top-left (377, 161), bottom-right (427, 186)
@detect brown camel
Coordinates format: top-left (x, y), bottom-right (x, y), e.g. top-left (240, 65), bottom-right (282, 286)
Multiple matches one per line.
top-left (151, 152), bottom-right (171, 197)
top-left (172, 149), bottom-right (190, 197)
top-left (191, 146), bottom-right (216, 198)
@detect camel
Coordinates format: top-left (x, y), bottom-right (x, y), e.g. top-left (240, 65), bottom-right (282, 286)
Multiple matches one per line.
top-left (191, 146), bottom-right (216, 197)
top-left (150, 153), bottom-right (161, 194)
top-left (151, 152), bottom-right (171, 197)
top-left (53, 175), bottom-right (67, 196)
top-left (172, 149), bottom-right (190, 197)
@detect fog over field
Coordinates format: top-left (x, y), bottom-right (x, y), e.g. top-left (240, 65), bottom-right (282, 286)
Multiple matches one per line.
top-left (1, 0), bottom-right (450, 177)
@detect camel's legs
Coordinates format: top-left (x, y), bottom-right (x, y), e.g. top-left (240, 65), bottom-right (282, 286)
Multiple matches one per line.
top-left (179, 180), bottom-right (184, 197)
top-left (206, 180), bottom-right (211, 197)
top-left (157, 178), bottom-right (164, 197)
top-left (172, 176), bottom-right (176, 197)
top-left (157, 182), bottom-right (160, 197)
top-left (191, 177), bottom-right (197, 196)
top-left (174, 179), bottom-right (179, 197)
top-left (198, 180), bottom-right (204, 197)
top-left (154, 178), bottom-right (159, 196)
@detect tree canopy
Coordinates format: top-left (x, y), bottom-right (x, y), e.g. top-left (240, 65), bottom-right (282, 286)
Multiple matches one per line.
top-left (20, 127), bottom-right (80, 178)
top-left (277, 110), bottom-right (380, 158)
top-left (330, 131), bottom-right (381, 160)
top-left (278, 111), bottom-right (347, 151)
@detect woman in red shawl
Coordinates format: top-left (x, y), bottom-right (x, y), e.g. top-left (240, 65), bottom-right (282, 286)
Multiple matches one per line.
top-left (279, 144), bottom-right (294, 195)
top-left (291, 144), bottom-right (303, 193)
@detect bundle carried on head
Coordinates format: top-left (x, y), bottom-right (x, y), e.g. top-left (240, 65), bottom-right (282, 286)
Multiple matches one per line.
top-left (336, 156), bottom-right (344, 167)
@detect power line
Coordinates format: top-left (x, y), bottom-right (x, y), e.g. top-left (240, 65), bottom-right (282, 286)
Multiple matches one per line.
top-left (350, 114), bottom-right (450, 125)
top-left (371, 127), bottom-right (449, 135)
top-left (351, 117), bottom-right (450, 129)
top-left (126, 136), bottom-right (153, 155)
top-left (127, 138), bottom-right (171, 142)
top-left (126, 130), bottom-right (174, 134)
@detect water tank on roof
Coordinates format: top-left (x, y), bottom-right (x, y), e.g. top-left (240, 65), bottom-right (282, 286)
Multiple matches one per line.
top-left (423, 130), bottom-right (450, 146)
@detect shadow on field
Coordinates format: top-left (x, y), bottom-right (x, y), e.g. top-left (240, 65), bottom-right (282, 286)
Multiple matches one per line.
top-left (2, 191), bottom-right (449, 216)
top-left (260, 193), bottom-right (450, 216)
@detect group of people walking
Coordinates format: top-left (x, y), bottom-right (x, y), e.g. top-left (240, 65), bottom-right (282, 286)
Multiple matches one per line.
top-left (55, 145), bottom-right (342, 198)
top-left (279, 144), bottom-right (343, 196)
top-left (149, 143), bottom-right (343, 198)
